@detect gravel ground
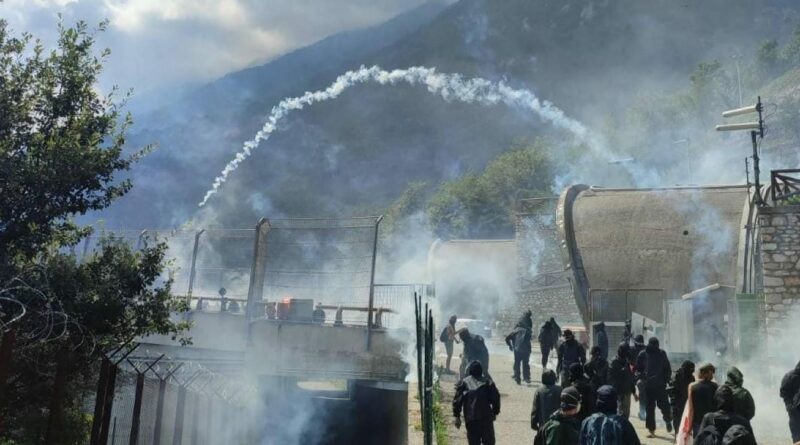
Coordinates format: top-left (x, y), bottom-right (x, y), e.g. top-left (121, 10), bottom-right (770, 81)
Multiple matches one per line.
top-left (434, 338), bottom-right (791, 445)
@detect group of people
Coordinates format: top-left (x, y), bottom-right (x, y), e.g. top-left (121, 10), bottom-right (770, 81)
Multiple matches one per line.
top-left (447, 313), bottom-right (800, 445)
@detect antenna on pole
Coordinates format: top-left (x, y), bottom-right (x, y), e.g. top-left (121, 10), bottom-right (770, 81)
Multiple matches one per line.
top-left (716, 96), bottom-right (765, 205)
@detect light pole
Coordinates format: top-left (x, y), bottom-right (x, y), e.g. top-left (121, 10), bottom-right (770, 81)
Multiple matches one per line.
top-left (716, 97), bottom-right (765, 205)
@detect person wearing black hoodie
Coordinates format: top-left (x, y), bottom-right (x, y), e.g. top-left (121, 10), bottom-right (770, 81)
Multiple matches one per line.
top-left (584, 346), bottom-right (609, 390)
top-left (593, 322), bottom-right (609, 361)
top-left (505, 319), bottom-right (532, 384)
top-left (698, 385), bottom-right (754, 442)
top-left (608, 343), bottom-right (637, 418)
top-left (557, 329), bottom-right (586, 387)
top-left (569, 362), bottom-right (595, 424)
top-left (630, 334), bottom-right (647, 420)
top-left (453, 360), bottom-right (501, 445)
top-left (579, 385), bottom-right (641, 445)
top-left (531, 369), bottom-right (562, 431)
top-left (635, 337), bottom-right (672, 437)
top-left (722, 366), bottom-right (755, 421)
top-left (668, 360), bottom-right (695, 433)
top-left (538, 317), bottom-right (561, 369)
top-left (780, 360), bottom-right (800, 442)
top-left (459, 328), bottom-right (490, 378)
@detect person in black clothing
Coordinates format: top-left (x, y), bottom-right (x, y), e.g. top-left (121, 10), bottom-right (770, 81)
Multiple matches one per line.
top-left (505, 319), bottom-right (532, 384)
top-left (593, 322), bottom-right (609, 361)
top-left (630, 334), bottom-right (647, 421)
top-left (584, 346), bottom-right (608, 390)
top-left (668, 360), bottom-right (695, 433)
top-left (569, 362), bottom-right (594, 424)
top-left (557, 329), bottom-right (586, 387)
top-left (531, 369), bottom-right (562, 431)
top-left (698, 385), bottom-right (754, 440)
top-left (629, 334), bottom-right (645, 366)
top-left (517, 309), bottom-right (533, 329)
top-left (453, 360), bottom-right (501, 445)
top-left (579, 385), bottom-right (641, 445)
top-left (622, 320), bottom-right (633, 347)
top-left (635, 337), bottom-right (672, 437)
top-left (459, 328), bottom-right (490, 378)
top-left (538, 317), bottom-right (560, 369)
top-left (608, 343), bottom-right (637, 418)
top-left (780, 359), bottom-right (800, 442)
top-left (690, 363), bottom-right (719, 437)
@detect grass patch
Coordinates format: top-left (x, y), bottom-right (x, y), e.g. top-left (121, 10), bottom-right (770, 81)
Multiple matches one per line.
top-left (433, 379), bottom-right (450, 445)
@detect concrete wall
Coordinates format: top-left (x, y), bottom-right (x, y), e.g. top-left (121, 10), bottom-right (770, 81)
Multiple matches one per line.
top-left (758, 205), bottom-right (800, 336)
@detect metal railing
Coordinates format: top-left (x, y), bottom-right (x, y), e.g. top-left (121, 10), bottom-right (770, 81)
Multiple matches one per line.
top-left (770, 169), bottom-right (800, 204)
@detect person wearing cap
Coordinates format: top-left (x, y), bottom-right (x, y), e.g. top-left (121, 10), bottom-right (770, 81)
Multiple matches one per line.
top-left (531, 369), bottom-right (562, 431)
top-left (538, 386), bottom-right (582, 445)
top-left (579, 385), bottom-right (641, 444)
top-left (557, 329), bottom-right (586, 387)
top-left (453, 360), bottom-right (500, 445)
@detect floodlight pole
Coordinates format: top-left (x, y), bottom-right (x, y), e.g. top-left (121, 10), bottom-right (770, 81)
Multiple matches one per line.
top-left (752, 96), bottom-right (764, 205)
top-left (366, 215), bottom-right (383, 351)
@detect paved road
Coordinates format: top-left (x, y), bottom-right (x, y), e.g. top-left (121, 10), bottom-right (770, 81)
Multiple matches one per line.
top-left (437, 339), bottom-right (790, 445)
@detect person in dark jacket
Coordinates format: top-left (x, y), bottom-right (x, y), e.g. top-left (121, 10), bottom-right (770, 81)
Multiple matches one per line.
top-left (668, 360), bottom-right (695, 433)
top-left (584, 346), bottom-right (609, 390)
top-left (538, 317), bottom-right (561, 369)
top-left (569, 362), bottom-right (594, 424)
top-left (636, 337), bottom-right (672, 437)
top-left (630, 334), bottom-right (647, 420)
top-left (608, 343), bottom-right (637, 418)
top-left (532, 369), bottom-right (562, 431)
top-left (593, 322), bottom-right (609, 360)
top-left (539, 386), bottom-right (582, 445)
top-left (780, 360), bottom-right (800, 442)
top-left (579, 385), bottom-right (641, 445)
top-left (453, 360), bottom-right (500, 445)
top-left (699, 385), bottom-right (754, 440)
top-left (505, 320), bottom-right (532, 384)
top-left (721, 366), bottom-right (755, 421)
top-left (557, 329), bottom-right (586, 386)
top-left (517, 309), bottom-right (533, 329)
top-left (690, 363), bottom-right (719, 437)
top-left (459, 328), bottom-right (490, 378)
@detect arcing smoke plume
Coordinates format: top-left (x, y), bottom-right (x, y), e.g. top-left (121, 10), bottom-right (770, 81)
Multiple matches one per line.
top-left (199, 65), bottom-right (614, 207)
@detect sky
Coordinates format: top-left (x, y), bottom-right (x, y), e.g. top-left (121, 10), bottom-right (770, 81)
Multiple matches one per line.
top-left (0, 0), bottom-right (431, 96)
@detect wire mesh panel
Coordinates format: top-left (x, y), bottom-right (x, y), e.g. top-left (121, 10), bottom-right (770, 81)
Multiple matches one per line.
top-left (259, 217), bottom-right (380, 324)
top-left (190, 229), bottom-right (255, 310)
top-left (373, 284), bottom-right (433, 328)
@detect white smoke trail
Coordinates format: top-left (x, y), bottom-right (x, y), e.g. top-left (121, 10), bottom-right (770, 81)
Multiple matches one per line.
top-left (199, 65), bottom-right (611, 207)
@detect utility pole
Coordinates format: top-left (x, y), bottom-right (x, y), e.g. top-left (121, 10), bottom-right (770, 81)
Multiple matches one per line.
top-left (716, 96), bottom-right (765, 205)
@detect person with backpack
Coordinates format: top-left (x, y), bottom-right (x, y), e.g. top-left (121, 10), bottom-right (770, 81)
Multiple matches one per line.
top-left (669, 360), bottom-right (696, 434)
top-left (635, 336), bottom-right (673, 437)
top-left (538, 317), bottom-right (561, 369)
top-left (459, 328), bottom-right (490, 378)
top-left (584, 346), bottom-right (609, 390)
top-left (453, 360), bottom-right (501, 445)
top-left (608, 343), bottom-right (637, 418)
top-left (535, 386), bottom-right (582, 445)
top-left (579, 385), bottom-right (641, 445)
top-left (440, 315), bottom-right (459, 374)
top-left (505, 318), bottom-right (532, 384)
top-left (780, 359), bottom-right (800, 442)
top-left (593, 322), bottom-right (609, 361)
top-left (687, 363), bottom-right (719, 438)
top-left (722, 367), bottom-right (755, 421)
top-left (696, 385), bottom-right (755, 445)
top-left (531, 369), bottom-right (562, 432)
top-left (557, 329), bottom-right (586, 387)
top-left (568, 363), bottom-right (595, 424)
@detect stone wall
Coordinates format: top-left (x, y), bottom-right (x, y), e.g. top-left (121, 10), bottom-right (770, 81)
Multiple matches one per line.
top-left (758, 205), bottom-right (800, 336)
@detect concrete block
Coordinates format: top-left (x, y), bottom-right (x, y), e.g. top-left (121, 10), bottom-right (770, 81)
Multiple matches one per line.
top-left (765, 276), bottom-right (785, 287)
top-left (772, 216), bottom-right (787, 226)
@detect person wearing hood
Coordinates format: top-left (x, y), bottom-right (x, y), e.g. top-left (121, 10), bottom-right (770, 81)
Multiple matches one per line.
top-left (557, 329), bottom-right (586, 387)
top-left (531, 369), bottom-right (562, 431)
top-left (538, 317), bottom-right (561, 369)
top-left (584, 346), bottom-right (609, 390)
top-left (697, 385), bottom-right (754, 443)
top-left (568, 362), bottom-right (594, 424)
top-left (669, 360), bottom-right (695, 433)
top-left (608, 343), bottom-right (637, 418)
top-left (579, 385), bottom-right (641, 445)
top-left (593, 322), bottom-right (609, 360)
top-left (459, 328), bottom-right (490, 378)
top-left (517, 309), bottom-right (533, 329)
top-left (635, 336), bottom-right (673, 437)
top-left (538, 386), bottom-right (582, 445)
top-left (505, 318), bottom-right (533, 384)
top-left (722, 366), bottom-right (755, 421)
top-left (453, 360), bottom-right (500, 445)
top-left (780, 360), bottom-right (800, 441)
top-left (630, 334), bottom-right (647, 420)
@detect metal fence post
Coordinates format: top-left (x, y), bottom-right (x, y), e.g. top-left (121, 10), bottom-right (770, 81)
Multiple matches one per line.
top-left (246, 218), bottom-right (270, 322)
top-left (366, 215), bottom-right (383, 350)
top-left (129, 372), bottom-right (145, 445)
top-left (99, 364), bottom-right (118, 445)
top-left (90, 358), bottom-right (111, 445)
top-left (187, 230), bottom-right (205, 303)
top-left (152, 379), bottom-right (167, 445)
top-left (172, 385), bottom-right (187, 445)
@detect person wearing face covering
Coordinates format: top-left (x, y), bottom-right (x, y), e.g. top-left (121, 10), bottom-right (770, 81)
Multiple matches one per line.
top-left (536, 386), bottom-right (582, 445)
top-left (608, 343), bottom-right (637, 418)
top-left (635, 337), bottom-right (672, 437)
top-left (568, 363), bottom-right (594, 424)
top-left (669, 360), bottom-right (695, 433)
top-left (780, 360), bottom-right (800, 442)
top-left (696, 385), bottom-right (755, 445)
top-left (579, 385), bottom-right (641, 445)
top-left (453, 360), bottom-right (500, 445)
top-left (721, 366), bottom-right (755, 421)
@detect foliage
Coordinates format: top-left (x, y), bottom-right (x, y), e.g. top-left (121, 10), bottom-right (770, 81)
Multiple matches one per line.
top-left (433, 379), bottom-right (450, 445)
top-left (0, 19), bottom-right (146, 266)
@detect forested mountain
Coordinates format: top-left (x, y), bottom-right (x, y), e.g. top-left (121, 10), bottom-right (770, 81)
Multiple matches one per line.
top-left (99, 0), bottom-right (800, 233)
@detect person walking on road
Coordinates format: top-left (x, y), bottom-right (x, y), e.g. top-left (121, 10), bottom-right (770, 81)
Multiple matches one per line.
top-left (505, 317), bottom-right (533, 384)
top-left (557, 329), bottom-right (586, 387)
top-left (687, 363), bottom-right (719, 438)
top-left (538, 317), bottom-right (561, 369)
top-left (593, 322), bottom-right (609, 361)
top-left (440, 315), bottom-right (459, 374)
top-left (608, 343), bottom-right (637, 418)
top-left (459, 328), bottom-right (490, 378)
top-left (635, 336), bottom-right (672, 437)
top-left (696, 385), bottom-right (755, 445)
top-left (536, 386), bottom-right (582, 445)
top-left (780, 359), bottom-right (800, 442)
top-left (568, 363), bottom-right (594, 424)
top-left (669, 360), bottom-right (695, 434)
top-left (579, 385), bottom-right (641, 445)
top-left (453, 360), bottom-right (501, 445)
top-left (531, 369), bottom-right (562, 432)
top-left (722, 366), bottom-right (755, 421)
top-left (629, 334), bottom-right (647, 420)
top-left (584, 345), bottom-right (609, 390)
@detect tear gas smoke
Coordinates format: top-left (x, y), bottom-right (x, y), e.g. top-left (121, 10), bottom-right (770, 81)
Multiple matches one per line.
top-left (199, 65), bottom-right (615, 207)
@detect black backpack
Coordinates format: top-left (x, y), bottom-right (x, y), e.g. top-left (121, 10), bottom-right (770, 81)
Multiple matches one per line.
top-left (722, 425), bottom-right (756, 445)
top-left (695, 424), bottom-right (723, 445)
top-left (440, 327), bottom-right (449, 343)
